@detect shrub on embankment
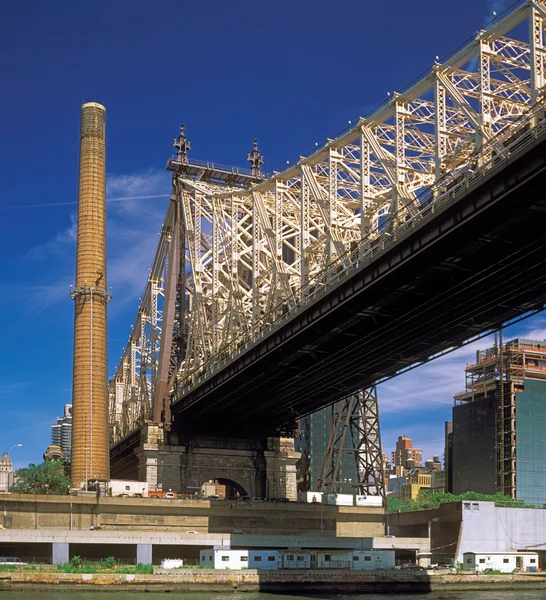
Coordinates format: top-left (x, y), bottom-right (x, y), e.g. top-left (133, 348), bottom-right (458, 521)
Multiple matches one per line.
top-left (55, 556), bottom-right (153, 574)
top-left (387, 490), bottom-right (535, 514)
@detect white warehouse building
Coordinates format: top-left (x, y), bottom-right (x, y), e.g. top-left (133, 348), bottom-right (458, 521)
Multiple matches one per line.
top-left (199, 548), bottom-right (394, 570)
top-left (463, 552), bottom-right (539, 573)
top-left (200, 549), bottom-right (280, 570)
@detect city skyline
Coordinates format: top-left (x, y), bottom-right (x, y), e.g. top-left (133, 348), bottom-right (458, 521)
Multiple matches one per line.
top-left (2, 0), bottom-right (536, 469)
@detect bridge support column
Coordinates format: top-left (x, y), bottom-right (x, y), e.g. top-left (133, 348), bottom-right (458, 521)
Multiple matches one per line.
top-left (264, 437), bottom-right (300, 500)
top-left (52, 543), bottom-right (69, 565)
top-left (136, 423), bottom-right (184, 493)
top-left (137, 544), bottom-right (153, 565)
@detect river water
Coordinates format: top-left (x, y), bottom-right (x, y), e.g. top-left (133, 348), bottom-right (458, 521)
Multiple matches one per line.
top-left (7, 592), bottom-right (546, 600)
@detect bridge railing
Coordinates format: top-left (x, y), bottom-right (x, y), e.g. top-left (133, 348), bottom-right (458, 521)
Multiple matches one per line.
top-left (179, 103), bottom-right (546, 397)
top-left (168, 155), bottom-right (271, 179)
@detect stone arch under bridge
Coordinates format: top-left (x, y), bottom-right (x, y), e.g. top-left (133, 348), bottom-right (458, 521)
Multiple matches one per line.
top-left (135, 425), bottom-right (300, 500)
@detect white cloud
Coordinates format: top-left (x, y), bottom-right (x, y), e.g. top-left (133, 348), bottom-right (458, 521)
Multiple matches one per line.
top-left (22, 213), bottom-right (77, 262)
top-left (105, 170), bottom-right (171, 312)
top-left (107, 170), bottom-right (168, 198)
top-left (18, 169), bottom-right (170, 316)
top-left (0, 382), bottom-right (30, 395)
top-left (378, 335), bottom-right (496, 414)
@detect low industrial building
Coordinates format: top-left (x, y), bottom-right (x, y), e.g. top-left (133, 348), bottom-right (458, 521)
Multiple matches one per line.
top-left (462, 551), bottom-right (538, 573)
top-left (200, 549), bottom-right (279, 569)
top-left (199, 548), bottom-right (395, 570)
top-left (389, 500), bottom-right (546, 567)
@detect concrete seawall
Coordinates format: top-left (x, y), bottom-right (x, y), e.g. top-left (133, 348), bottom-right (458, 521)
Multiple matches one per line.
top-left (2, 571), bottom-right (546, 593)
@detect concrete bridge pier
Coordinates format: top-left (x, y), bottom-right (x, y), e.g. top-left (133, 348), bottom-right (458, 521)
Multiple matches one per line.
top-left (136, 544), bottom-right (152, 565)
top-left (52, 543), bottom-right (69, 565)
top-left (135, 424), bottom-right (300, 500)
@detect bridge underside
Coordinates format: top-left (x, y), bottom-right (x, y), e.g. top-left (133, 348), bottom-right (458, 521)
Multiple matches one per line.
top-left (172, 133), bottom-right (546, 434)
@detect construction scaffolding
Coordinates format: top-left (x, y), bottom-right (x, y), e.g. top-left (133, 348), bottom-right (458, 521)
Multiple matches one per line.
top-left (454, 337), bottom-right (546, 498)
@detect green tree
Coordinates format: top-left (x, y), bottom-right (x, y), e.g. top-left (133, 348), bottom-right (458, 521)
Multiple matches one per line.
top-left (9, 461), bottom-right (70, 495)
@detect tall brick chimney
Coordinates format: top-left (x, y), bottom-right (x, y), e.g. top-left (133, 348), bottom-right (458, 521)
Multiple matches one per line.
top-left (70, 102), bottom-right (110, 487)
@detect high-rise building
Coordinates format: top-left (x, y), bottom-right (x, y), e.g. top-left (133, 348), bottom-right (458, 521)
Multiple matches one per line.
top-left (298, 407), bottom-right (358, 491)
top-left (451, 337), bottom-right (546, 506)
top-left (0, 453), bottom-right (13, 494)
top-left (51, 404), bottom-right (72, 462)
top-left (391, 435), bottom-right (422, 468)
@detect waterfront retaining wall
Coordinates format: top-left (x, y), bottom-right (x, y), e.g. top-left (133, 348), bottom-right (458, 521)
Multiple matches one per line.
top-left (0, 493), bottom-right (384, 537)
top-left (2, 571), bottom-right (546, 593)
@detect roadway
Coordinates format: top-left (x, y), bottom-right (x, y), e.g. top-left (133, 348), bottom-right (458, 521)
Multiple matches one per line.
top-left (0, 529), bottom-right (429, 552)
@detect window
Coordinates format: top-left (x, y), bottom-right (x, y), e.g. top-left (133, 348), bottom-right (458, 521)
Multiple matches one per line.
top-left (287, 554), bottom-right (294, 561)
top-left (222, 556), bottom-right (229, 562)
top-left (325, 555), bottom-right (331, 561)
top-left (479, 559), bottom-right (485, 564)
top-left (365, 556), bottom-right (372, 562)
top-left (466, 558), bottom-right (472, 563)
top-left (241, 556), bottom-right (248, 562)
top-left (531, 559), bottom-right (537, 564)
top-left (297, 556), bottom-right (304, 562)
top-left (268, 556), bottom-right (275, 562)
top-left (353, 556), bottom-right (359, 561)
top-left (254, 556), bottom-right (262, 562)
top-left (503, 559), bottom-right (509, 564)
top-left (472, 503), bottom-right (479, 511)
top-left (463, 503), bottom-right (471, 510)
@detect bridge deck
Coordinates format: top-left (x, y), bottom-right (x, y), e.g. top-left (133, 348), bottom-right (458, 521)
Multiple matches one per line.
top-left (171, 127), bottom-right (546, 434)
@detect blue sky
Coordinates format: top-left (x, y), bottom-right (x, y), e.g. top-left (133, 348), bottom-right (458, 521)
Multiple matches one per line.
top-left (1, 0), bottom-right (537, 469)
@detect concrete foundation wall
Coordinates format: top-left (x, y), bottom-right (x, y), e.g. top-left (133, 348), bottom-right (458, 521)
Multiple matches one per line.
top-left (0, 494), bottom-right (385, 537)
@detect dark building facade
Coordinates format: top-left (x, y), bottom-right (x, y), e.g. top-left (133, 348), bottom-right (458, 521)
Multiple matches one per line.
top-left (444, 421), bottom-right (453, 493)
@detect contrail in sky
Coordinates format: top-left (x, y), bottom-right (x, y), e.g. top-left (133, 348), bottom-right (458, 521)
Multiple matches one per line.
top-left (2, 194), bottom-right (170, 211)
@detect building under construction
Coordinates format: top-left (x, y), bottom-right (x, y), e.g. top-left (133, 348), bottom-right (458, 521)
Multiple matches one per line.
top-left (451, 337), bottom-right (546, 506)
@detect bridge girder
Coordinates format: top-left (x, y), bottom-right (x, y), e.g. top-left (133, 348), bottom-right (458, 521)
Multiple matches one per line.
top-left (109, 1), bottom-right (546, 445)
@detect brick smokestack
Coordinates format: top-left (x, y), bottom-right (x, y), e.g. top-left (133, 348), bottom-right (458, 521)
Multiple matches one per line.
top-left (70, 102), bottom-right (109, 487)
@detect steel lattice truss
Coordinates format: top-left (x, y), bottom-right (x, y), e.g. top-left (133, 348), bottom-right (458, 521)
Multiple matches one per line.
top-left (317, 387), bottom-right (386, 499)
top-left (109, 1), bottom-right (546, 444)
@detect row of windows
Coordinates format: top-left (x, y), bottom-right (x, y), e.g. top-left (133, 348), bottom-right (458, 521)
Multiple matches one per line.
top-left (211, 556), bottom-right (277, 562)
top-left (206, 554), bottom-right (380, 563)
top-left (470, 557), bottom-right (536, 564)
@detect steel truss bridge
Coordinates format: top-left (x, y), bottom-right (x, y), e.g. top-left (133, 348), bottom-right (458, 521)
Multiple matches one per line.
top-left (109, 1), bottom-right (546, 450)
